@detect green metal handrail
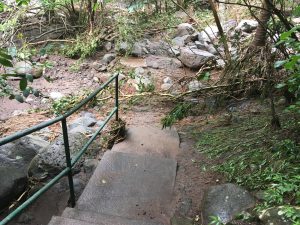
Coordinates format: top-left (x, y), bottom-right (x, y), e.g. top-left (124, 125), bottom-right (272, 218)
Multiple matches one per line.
top-left (0, 73), bottom-right (119, 225)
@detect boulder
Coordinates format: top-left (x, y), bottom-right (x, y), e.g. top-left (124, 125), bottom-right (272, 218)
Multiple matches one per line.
top-left (145, 40), bottom-right (170, 56)
top-left (104, 42), bottom-right (112, 51)
top-left (172, 34), bottom-right (197, 47)
top-left (199, 26), bottom-right (219, 42)
top-left (146, 55), bottom-right (183, 69)
top-left (259, 206), bottom-right (300, 225)
top-left (178, 47), bottom-right (214, 69)
top-left (175, 23), bottom-right (195, 37)
top-left (69, 112), bottom-right (97, 131)
top-left (0, 135), bottom-right (49, 209)
top-left (201, 183), bottom-right (256, 225)
top-left (28, 132), bottom-right (90, 180)
top-left (102, 53), bottom-right (116, 65)
top-left (116, 42), bottom-right (130, 55)
top-left (168, 47), bottom-right (181, 57)
top-left (235, 20), bottom-right (258, 33)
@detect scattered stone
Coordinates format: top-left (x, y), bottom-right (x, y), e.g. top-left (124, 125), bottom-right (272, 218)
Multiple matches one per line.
top-left (104, 42), bottom-right (112, 51)
top-left (93, 76), bottom-right (100, 83)
top-left (235, 20), bottom-right (258, 33)
top-left (205, 43), bottom-right (218, 55)
top-left (161, 83), bottom-right (172, 91)
top-left (131, 42), bottom-right (147, 57)
top-left (146, 55), bottom-right (183, 69)
top-left (102, 53), bottom-right (116, 65)
top-left (259, 206), bottom-right (300, 225)
top-left (80, 63), bottom-right (89, 70)
top-left (172, 36), bottom-right (186, 47)
top-left (0, 136), bottom-right (49, 209)
top-left (163, 77), bottom-right (173, 84)
top-left (223, 19), bottom-right (238, 33)
top-left (188, 80), bottom-right (205, 91)
top-left (202, 183), bottom-right (256, 225)
top-left (175, 23), bottom-right (195, 37)
top-left (178, 47), bottom-right (215, 69)
top-left (49, 91), bottom-right (64, 101)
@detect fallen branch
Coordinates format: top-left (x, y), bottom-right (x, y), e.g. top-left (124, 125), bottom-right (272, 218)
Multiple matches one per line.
top-left (28, 39), bottom-right (76, 45)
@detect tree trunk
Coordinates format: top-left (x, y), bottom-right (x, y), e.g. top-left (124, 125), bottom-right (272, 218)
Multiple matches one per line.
top-left (252, 0), bottom-right (272, 46)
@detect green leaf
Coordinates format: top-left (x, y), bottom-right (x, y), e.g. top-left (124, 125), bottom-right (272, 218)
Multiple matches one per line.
top-left (19, 78), bottom-right (27, 91)
top-left (197, 72), bottom-right (210, 81)
top-left (0, 50), bottom-right (12, 60)
top-left (0, 57), bottom-right (13, 67)
top-left (274, 60), bottom-right (286, 69)
top-left (32, 89), bottom-right (39, 97)
top-left (276, 83), bottom-right (286, 89)
top-left (26, 74), bottom-right (33, 82)
top-left (23, 88), bottom-right (30, 97)
top-left (15, 94), bottom-right (24, 103)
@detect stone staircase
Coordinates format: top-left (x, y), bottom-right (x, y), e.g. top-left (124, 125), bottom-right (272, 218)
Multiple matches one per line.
top-left (48, 126), bottom-right (180, 225)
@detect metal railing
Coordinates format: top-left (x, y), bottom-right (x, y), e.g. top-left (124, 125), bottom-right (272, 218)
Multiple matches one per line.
top-left (0, 73), bottom-right (119, 225)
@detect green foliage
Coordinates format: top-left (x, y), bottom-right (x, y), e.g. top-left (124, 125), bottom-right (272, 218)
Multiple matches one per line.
top-left (275, 26), bottom-right (300, 114)
top-left (209, 216), bottom-right (224, 225)
top-left (161, 102), bottom-right (192, 128)
top-left (51, 91), bottom-right (96, 115)
top-left (196, 112), bottom-right (299, 212)
top-left (280, 206), bottom-right (300, 225)
top-left (64, 33), bottom-right (101, 59)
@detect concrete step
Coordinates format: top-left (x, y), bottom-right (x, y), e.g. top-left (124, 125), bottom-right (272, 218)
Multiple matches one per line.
top-left (48, 216), bottom-right (98, 225)
top-left (112, 126), bottom-right (180, 159)
top-left (62, 207), bottom-right (164, 225)
top-left (76, 151), bottom-right (177, 221)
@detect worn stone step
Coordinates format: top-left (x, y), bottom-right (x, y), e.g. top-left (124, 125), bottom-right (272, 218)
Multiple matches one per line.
top-left (62, 207), bottom-right (164, 225)
top-left (76, 151), bottom-right (177, 221)
top-left (48, 216), bottom-right (98, 225)
top-left (112, 126), bottom-right (180, 159)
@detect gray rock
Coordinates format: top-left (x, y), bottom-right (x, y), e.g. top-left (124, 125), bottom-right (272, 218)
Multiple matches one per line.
top-left (146, 55), bottom-right (183, 69)
top-left (172, 34), bottom-right (196, 47)
top-left (188, 80), bottom-right (205, 91)
top-left (205, 44), bottom-right (218, 55)
top-left (168, 47), bottom-right (180, 57)
top-left (259, 206), bottom-right (300, 225)
top-left (116, 42), bottom-right (130, 55)
top-left (171, 216), bottom-right (193, 225)
top-left (195, 41), bottom-right (207, 50)
top-left (83, 159), bottom-right (98, 174)
top-left (175, 23), bottom-right (195, 37)
top-left (163, 77), bottom-right (173, 84)
top-left (104, 42), bottom-right (112, 51)
top-left (235, 20), bottom-right (258, 33)
top-left (102, 53), bottom-right (116, 65)
top-left (145, 40), bottom-right (170, 56)
top-left (28, 132), bottom-right (89, 179)
top-left (178, 47), bottom-right (215, 69)
top-left (202, 183), bottom-right (256, 225)
top-left (161, 83), bottom-right (172, 91)
top-left (131, 42), bottom-right (145, 57)
top-left (0, 136), bottom-right (49, 209)
top-left (69, 114), bottom-right (97, 130)
top-left (199, 26), bottom-right (219, 42)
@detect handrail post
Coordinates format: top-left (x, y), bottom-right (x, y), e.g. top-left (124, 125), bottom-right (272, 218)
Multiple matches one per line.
top-left (115, 73), bottom-right (119, 121)
top-left (61, 118), bottom-right (76, 207)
